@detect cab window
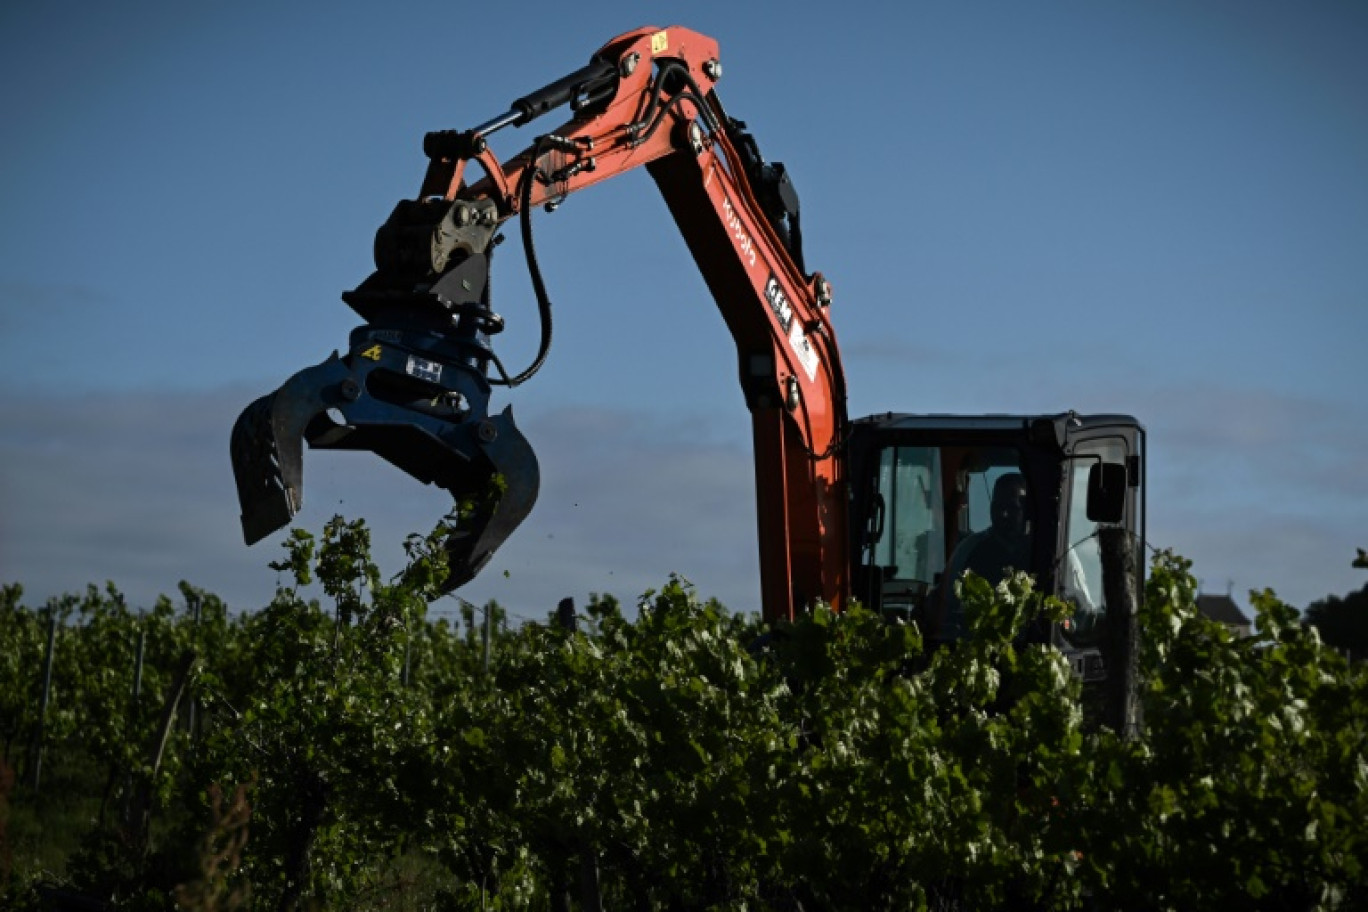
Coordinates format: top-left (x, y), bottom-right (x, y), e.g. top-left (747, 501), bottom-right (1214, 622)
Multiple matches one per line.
top-left (1059, 438), bottom-right (1127, 646)
top-left (865, 445), bottom-right (1030, 639)
top-left (870, 446), bottom-right (946, 590)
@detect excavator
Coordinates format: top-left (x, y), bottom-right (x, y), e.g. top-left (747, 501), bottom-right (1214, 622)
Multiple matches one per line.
top-left (231, 26), bottom-right (1144, 681)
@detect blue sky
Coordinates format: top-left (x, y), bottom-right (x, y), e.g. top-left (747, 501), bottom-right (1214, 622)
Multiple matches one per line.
top-left (2, 0), bottom-right (1364, 620)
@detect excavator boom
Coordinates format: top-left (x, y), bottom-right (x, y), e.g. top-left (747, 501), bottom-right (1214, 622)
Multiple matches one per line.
top-left (231, 27), bottom-right (848, 618)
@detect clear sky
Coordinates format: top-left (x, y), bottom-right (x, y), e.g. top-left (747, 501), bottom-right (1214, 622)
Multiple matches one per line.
top-left (2, 0), bottom-right (1364, 622)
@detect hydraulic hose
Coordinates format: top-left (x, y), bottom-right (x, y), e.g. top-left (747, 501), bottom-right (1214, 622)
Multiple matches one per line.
top-left (491, 137), bottom-right (554, 387)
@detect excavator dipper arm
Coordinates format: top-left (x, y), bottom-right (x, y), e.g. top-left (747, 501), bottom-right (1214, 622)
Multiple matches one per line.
top-left (231, 26), bottom-right (847, 619)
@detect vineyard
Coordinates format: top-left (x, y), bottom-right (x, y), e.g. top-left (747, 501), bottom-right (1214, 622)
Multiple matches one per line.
top-left (2, 516), bottom-right (1367, 910)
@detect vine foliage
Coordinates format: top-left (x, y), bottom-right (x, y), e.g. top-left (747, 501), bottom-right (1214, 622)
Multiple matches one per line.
top-left (1, 522), bottom-right (1365, 910)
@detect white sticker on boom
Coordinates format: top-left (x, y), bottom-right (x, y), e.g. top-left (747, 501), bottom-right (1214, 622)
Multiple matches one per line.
top-left (406, 355), bottom-right (443, 384)
top-left (789, 325), bottom-right (819, 383)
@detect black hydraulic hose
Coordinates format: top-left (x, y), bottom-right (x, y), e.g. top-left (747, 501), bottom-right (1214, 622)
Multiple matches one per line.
top-left (488, 66), bottom-right (716, 388)
top-left (641, 89), bottom-right (711, 144)
top-left (659, 61), bottom-right (721, 133)
top-left (600, 58), bottom-right (717, 154)
top-left (491, 138), bottom-right (554, 387)
top-left (479, 246), bottom-right (517, 387)
top-left (631, 62), bottom-right (719, 146)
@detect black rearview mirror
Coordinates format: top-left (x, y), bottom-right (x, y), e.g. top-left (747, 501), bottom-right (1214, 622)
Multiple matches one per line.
top-left (1086, 462), bottom-right (1127, 524)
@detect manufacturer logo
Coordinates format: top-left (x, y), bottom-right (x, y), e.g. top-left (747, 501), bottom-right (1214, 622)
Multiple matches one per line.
top-left (766, 273), bottom-right (819, 383)
top-left (722, 196), bottom-right (757, 269)
top-left (764, 274), bottom-right (794, 333)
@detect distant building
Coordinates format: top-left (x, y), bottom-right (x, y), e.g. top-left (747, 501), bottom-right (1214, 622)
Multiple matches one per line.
top-left (1197, 593), bottom-right (1253, 638)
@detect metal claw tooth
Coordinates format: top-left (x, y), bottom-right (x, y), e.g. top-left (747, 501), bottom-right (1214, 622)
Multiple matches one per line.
top-left (438, 406), bottom-right (539, 591)
top-left (231, 392), bottom-right (299, 545)
top-left (231, 356), bottom-right (350, 545)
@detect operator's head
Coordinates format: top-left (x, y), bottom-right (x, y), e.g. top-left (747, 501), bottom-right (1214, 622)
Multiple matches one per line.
top-left (990, 472), bottom-right (1030, 540)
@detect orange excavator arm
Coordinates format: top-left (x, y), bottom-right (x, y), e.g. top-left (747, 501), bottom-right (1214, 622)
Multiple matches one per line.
top-left (231, 26), bottom-right (847, 621)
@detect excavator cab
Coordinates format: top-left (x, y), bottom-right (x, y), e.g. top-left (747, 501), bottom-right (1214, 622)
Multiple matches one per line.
top-left (848, 413), bottom-right (1145, 684)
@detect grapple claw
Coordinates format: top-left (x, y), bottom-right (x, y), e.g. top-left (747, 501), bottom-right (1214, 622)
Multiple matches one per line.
top-left (230, 318), bottom-right (539, 591)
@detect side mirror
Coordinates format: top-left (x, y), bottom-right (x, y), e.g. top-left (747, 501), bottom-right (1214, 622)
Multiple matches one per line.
top-left (1086, 462), bottom-right (1127, 524)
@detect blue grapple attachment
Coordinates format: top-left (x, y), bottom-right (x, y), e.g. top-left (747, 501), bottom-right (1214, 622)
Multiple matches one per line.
top-left (230, 198), bottom-right (539, 591)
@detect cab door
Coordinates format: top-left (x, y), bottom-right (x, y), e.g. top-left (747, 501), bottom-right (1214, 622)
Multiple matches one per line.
top-left (1056, 423), bottom-right (1145, 674)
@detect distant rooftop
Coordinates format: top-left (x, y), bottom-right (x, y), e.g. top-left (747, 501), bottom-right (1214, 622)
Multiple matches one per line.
top-left (1197, 593), bottom-right (1252, 628)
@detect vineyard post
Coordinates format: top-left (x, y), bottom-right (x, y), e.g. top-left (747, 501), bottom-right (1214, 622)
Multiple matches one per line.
top-left (128, 648), bottom-right (196, 851)
top-left (121, 616), bottom-right (149, 827)
top-left (28, 610), bottom-right (57, 792)
top-left (551, 598), bottom-right (600, 911)
top-left (132, 620), bottom-right (146, 700)
top-left (1098, 526), bottom-right (1141, 737)
top-left (185, 590), bottom-right (203, 742)
top-left (402, 624), bottom-right (412, 687)
top-left (482, 603), bottom-right (492, 674)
